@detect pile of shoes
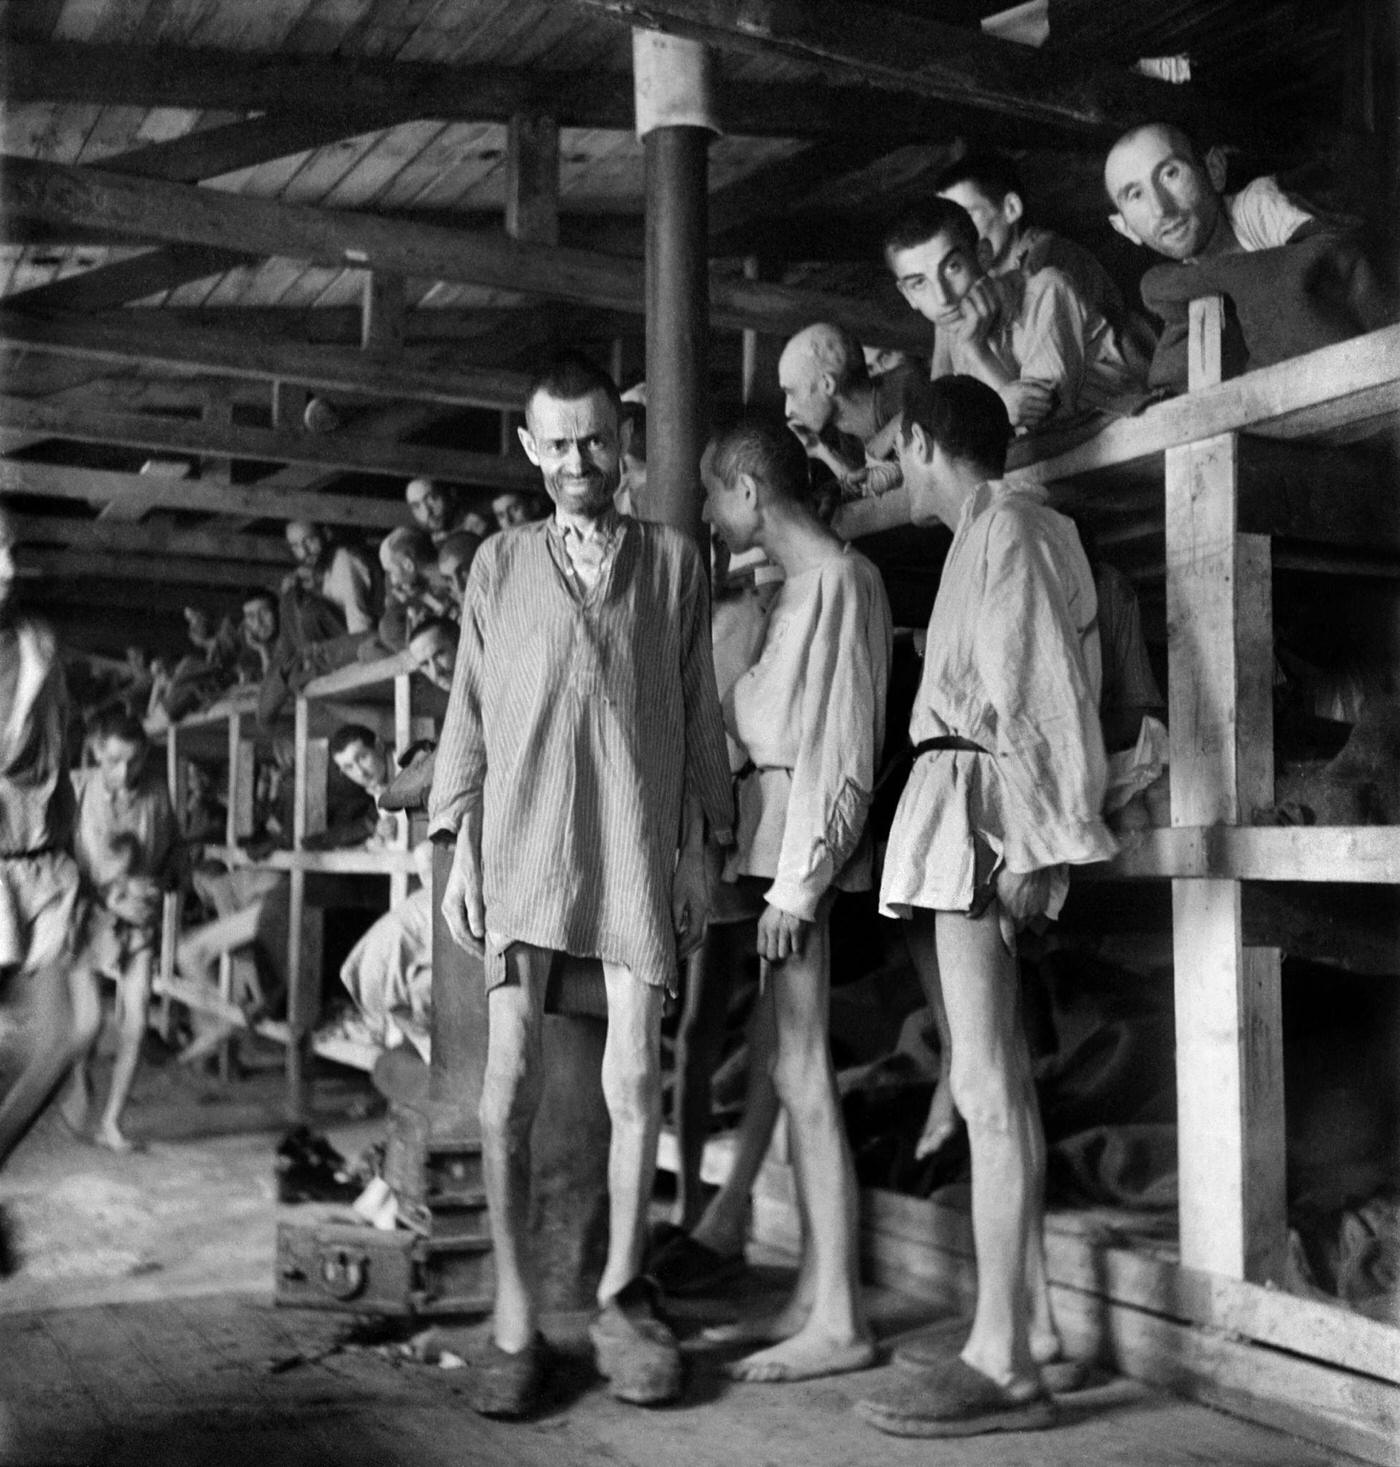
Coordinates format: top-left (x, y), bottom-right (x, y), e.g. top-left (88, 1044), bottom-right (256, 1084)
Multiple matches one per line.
top-left (275, 1126), bottom-right (362, 1204)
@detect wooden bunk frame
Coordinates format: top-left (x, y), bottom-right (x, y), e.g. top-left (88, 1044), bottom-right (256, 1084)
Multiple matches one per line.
top-left (152, 652), bottom-right (429, 1105)
top-left (751, 311), bottom-right (1398, 1462)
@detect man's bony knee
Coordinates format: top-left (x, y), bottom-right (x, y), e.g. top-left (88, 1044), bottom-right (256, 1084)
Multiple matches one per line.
top-left (949, 1063), bottom-right (1018, 1136)
top-left (601, 1060), bottom-right (658, 1131)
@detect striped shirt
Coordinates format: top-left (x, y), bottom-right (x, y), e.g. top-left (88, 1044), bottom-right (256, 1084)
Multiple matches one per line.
top-left (428, 514), bottom-right (734, 992)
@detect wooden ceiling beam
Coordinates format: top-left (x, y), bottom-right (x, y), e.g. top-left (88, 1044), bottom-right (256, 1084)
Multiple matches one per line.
top-left (0, 311), bottom-right (534, 411)
top-left (7, 108), bottom-right (425, 316)
top-left (0, 459), bottom-right (406, 530)
top-left (10, 513), bottom-right (288, 565)
top-left (24, 548), bottom-right (275, 590)
top-left (564, 0), bottom-right (1346, 154)
top-left (0, 157), bottom-right (925, 348)
top-left (0, 394), bottom-right (538, 490)
top-left (3, 40), bottom-right (1105, 150)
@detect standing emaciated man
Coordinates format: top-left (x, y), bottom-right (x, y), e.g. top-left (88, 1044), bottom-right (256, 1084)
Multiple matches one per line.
top-left (698, 417), bottom-right (892, 1383)
top-left (429, 355), bottom-right (733, 1416)
top-left (0, 503), bottom-right (83, 1194)
top-left (855, 376), bottom-right (1115, 1439)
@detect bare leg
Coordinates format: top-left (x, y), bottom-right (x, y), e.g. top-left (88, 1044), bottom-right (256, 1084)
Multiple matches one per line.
top-left (0, 960), bottom-right (98, 1170)
top-left (730, 918), bottom-right (874, 1382)
top-left (903, 921), bottom-right (958, 1160)
top-left (95, 947), bottom-right (153, 1151)
top-left (932, 906), bottom-right (1041, 1396)
top-left (691, 983), bottom-right (782, 1258)
top-left (478, 953), bottom-right (549, 1354)
top-left (1021, 1045), bottom-right (1062, 1365)
top-left (597, 960), bottom-right (665, 1304)
top-left (57, 961), bottom-right (103, 1133)
top-left (673, 921), bottom-right (753, 1230)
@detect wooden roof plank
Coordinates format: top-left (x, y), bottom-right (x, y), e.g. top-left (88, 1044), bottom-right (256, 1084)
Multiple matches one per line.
top-left (0, 392), bottom-right (539, 487)
top-left (0, 155), bottom-right (927, 346)
top-left (5, 40), bottom-right (1168, 149)
top-left (562, 0), bottom-right (1344, 151)
top-left (0, 308), bottom-right (534, 408)
top-left (1, 457), bottom-right (408, 528)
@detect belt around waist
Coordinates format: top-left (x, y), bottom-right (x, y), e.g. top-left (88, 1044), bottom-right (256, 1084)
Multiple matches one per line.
top-left (873, 735), bottom-right (988, 796)
top-left (733, 761), bottom-right (789, 782)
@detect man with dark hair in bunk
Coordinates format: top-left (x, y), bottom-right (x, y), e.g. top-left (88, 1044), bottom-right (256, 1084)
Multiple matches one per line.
top-left (429, 352), bottom-right (733, 1417)
top-left (885, 198), bottom-right (1144, 432)
top-left (0, 503), bottom-right (85, 1227)
top-left (853, 376), bottom-right (1115, 1440)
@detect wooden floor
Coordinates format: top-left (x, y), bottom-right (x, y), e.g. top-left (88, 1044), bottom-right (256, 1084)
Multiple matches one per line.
top-left (0, 1046), bottom-right (1355, 1467)
top-left (1, 1288), bottom-right (1351, 1467)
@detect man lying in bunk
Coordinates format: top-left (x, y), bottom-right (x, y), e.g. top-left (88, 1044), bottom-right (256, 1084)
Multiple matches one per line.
top-left (885, 199), bottom-right (1146, 432)
top-left (430, 353), bottom-right (733, 1417)
top-left (490, 488), bottom-right (548, 532)
top-left (330, 841), bottom-right (434, 1063)
top-left (257, 521), bottom-right (377, 726)
top-left (405, 476), bottom-right (470, 546)
top-left (436, 531), bottom-right (483, 608)
top-left (683, 415), bottom-right (891, 1384)
top-left (374, 528), bottom-right (457, 654)
top-left (778, 322), bottom-right (919, 498)
top-left (855, 375), bottom-right (1115, 1440)
top-left (936, 149), bottom-right (1155, 375)
top-left (61, 709), bottom-right (183, 1153)
top-left (326, 724), bottom-right (399, 852)
top-left (1103, 122), bottom-right (1394, 388)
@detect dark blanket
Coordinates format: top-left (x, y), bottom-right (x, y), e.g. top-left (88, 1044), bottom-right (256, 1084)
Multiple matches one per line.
top-left (1142, 228), bottom-right (1394, 391)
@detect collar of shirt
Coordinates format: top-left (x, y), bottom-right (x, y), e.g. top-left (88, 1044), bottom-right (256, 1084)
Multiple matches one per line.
top-left (550, 505), bottom-right (621, 545)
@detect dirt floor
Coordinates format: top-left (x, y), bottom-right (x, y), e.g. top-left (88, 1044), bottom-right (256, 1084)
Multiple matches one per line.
top-left (0, 1040), bottom-right (1353, 1467)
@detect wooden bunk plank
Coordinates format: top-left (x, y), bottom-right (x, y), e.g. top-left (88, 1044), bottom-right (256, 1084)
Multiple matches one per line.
top-left (1097, 824), bottom-right (1400, 883)
top-left (833, 326), bottom-right (1400, 544)
top-left (300, 649), bottom-right (413, 699)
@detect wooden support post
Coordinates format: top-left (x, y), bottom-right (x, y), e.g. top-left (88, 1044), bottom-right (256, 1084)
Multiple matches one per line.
top-left (285, 697), bottom-right (329, 1121)
top-left (637, 32), bottom-right (715, 546)
top-left (1166, 296), bottom-right (1285, 1284)
top-left (200, 389), bottom-right (233, 482)
top-left (360, 271), bottom-right (405, 356)
top-left (389, 671), bottom-right (412, 907)
top-left (505, 113), bottom-right (560, 247)
top-left (271, 380), bottom-right (308, 432)
top-left (740, 254), bottom-right (783, 407)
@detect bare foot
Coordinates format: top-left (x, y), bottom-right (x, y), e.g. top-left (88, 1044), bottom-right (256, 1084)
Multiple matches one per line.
top-left (701, 1299), bottom-right (810, 1348)
top-left (726, 1326), bottom-right (876, 1383)
top-left (914, 1083), bottom-right (958, 1161)
top-left (94, 1122), bottom-right (144, 1154)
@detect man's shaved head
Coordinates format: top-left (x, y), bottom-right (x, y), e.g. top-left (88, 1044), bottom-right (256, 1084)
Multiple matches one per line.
top-left (1104, 122), bottom-right (1228, 262)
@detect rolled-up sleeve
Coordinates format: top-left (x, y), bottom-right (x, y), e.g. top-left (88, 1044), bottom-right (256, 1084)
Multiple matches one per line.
top-left (974, 510), bottom-right (1113, 873)
top-left (766, 564), bottom-right (890, 921)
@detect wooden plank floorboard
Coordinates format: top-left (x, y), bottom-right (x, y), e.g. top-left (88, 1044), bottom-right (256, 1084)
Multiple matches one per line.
top-left (1, 1290), bottom-right (1346, 1467)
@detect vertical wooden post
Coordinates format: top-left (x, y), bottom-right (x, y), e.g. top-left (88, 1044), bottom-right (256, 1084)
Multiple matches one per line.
top-left (505, 113), bottom-right (560, 247)
top-left (361, 271), bottom-right (406, 356)
top-left (200, 389), bottom-right (232, 483)
top-left (1167, 296), bottom-right (1285, 1283)
top-left (271, 380), bottom-right (308, 433)
top-left (740, 254), bottom-right (784, 407)
top-left (636, 29), bottom-right (717, 548)
top-left (390, 671), bottom-right (412, 907)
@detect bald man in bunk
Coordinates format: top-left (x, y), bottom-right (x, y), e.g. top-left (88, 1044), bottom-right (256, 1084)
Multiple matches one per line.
top-left (428, 352), bottom-right (734, 1418)
top-left (1103, 122), bottom-right (1392, 387)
